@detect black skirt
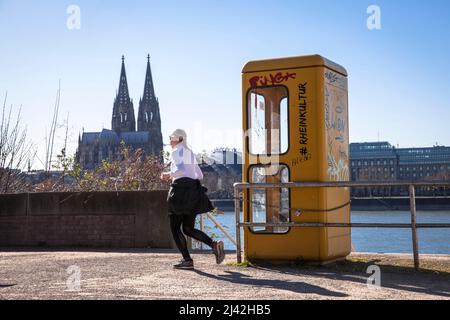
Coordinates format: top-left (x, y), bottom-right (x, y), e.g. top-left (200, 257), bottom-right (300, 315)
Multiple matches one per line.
top-left (167, 177), bottom-right (215, 216)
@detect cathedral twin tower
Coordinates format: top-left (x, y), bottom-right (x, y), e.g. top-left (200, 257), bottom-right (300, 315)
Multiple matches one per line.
top-left (76, 55), bottom-right (163, 170)
top-left (112, 55), bottom-right (162, 136)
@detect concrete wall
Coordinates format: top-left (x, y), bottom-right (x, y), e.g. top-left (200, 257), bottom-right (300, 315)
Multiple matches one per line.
top-left (0, 191), bottom-right (174, 248)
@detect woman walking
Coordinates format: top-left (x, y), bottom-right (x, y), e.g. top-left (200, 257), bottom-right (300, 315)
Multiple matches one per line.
top-left (161, 129), bottom-right (225, 270)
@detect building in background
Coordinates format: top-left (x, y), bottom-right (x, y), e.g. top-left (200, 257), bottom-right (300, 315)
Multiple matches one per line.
top-left (198, 148), bottom-right (242, 199)
top-left (75, 55), bottom-right (163, 170)
top-left (350, 142), bottom-right (450, 197)
top-left (195, 142), bottom-right (450, 200)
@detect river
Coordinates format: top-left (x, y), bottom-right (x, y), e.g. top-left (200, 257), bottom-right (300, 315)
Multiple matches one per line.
top-left (196, 211), bottom-right (450, 254)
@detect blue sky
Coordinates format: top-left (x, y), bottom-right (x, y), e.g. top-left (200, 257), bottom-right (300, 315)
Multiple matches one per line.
top-left (0, 0), bottom-right (449, 169)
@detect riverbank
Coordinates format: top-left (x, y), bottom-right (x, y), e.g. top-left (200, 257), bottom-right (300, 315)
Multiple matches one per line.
top-left (351, 196), bottom-right (450, 211)
top-left (0, 249), bottom-right (448, 299)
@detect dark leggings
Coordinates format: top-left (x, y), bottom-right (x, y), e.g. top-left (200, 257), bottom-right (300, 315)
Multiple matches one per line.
top-left (169, 214), bottom-right (214, 261)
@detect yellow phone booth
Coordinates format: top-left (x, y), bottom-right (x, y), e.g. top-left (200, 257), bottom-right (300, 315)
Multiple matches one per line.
top-left (241, 55), bottom-right (351, 263)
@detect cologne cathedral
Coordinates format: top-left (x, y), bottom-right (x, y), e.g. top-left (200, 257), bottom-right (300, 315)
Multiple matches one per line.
top-left (75, 55), bottom-right (163, 169)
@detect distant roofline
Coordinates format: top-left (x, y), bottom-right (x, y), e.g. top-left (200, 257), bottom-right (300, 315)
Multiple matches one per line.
top-left (82, 129), bottom-right (150, 135)
top-left (350, 141), bottom-right (391, 144)
top-left (396, 146), bottom-right (450, 150)
top-left (350, 141), bottom-right (449, 149)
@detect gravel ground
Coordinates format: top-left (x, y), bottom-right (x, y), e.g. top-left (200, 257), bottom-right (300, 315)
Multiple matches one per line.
top-left (0, 249), bottom-right (449, 300)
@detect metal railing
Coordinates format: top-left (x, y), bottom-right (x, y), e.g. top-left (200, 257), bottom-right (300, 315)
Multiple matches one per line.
top-left (233, 181), bottom-right (450, 270)
top-left (192, 210), bottom-right (237, 250)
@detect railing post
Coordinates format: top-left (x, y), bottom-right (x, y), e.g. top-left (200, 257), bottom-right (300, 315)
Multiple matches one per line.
top-left (409, 185), bottom-right (420, 270)
top-left (234, 185), bottom-right (242, 264)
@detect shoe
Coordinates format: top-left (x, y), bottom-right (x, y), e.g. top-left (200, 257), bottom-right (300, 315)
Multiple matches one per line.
top-left (173, 259), bottom-right (194, 270)
top-left (212, 240), bottom-right (225, 264)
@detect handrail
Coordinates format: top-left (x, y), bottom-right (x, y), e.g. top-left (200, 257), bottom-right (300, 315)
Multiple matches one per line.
top-left (193, 211), bottom-right (237, 250)
top-left (233, 181), bottom-right (450, 270)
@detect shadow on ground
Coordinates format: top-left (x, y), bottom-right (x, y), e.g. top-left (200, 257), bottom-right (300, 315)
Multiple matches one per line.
top-left (250, 259), bottom-right (450, 298)
top-left (193, 269), bottom-right (348, 298)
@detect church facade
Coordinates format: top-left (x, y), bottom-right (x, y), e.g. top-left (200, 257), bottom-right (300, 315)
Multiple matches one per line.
top-left (75, 55), bottom-right (163, 170)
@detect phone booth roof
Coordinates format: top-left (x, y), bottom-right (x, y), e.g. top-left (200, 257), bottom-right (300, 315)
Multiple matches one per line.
top-left (242, 54), bottom-right (347, 76)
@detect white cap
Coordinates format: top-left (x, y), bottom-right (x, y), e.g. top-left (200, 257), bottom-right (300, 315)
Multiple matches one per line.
top-left (169, 129), bottom-right (190, 149)
top-left (169, 128), bottom-right (187, 141)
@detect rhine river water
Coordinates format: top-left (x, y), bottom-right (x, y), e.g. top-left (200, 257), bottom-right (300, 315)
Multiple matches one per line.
top-left (197, 210), bottom-right (450, 254)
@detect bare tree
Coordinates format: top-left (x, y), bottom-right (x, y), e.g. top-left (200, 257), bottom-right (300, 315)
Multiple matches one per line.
top-left (45, 81), bottom-right (61, 173)
top-left (0, 92), bottom-right (37, 193)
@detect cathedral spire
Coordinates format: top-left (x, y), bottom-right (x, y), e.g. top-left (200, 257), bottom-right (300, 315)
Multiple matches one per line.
top-left (118, 55), bottom-right (130, 102)
top-left (112, 55), bottom-right (136, 133)
top-left (142, 54), bottom-right (155, 103)
top-left (137, 54), bottom-right (163, 156)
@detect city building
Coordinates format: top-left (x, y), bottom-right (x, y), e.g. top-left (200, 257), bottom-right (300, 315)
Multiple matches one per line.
top-left (350, 142), bottom-right (450, 197)
top-left (198, 148), bottom-right (242, 199)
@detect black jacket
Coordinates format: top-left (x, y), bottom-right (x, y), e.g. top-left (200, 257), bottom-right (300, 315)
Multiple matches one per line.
top-left (167, 177), bottom-right (215, 216)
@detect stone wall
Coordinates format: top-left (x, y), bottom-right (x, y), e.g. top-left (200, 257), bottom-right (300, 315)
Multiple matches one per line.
top-left (0, 191), bottom-right (173, 248)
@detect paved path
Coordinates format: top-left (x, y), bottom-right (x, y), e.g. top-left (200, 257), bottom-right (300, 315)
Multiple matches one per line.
top-left (0, 249), bottom-right (449, 300)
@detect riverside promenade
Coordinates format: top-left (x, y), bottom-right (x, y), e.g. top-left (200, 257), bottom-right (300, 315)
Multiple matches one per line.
top-left (0, 249), bottom-right (448, 300)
